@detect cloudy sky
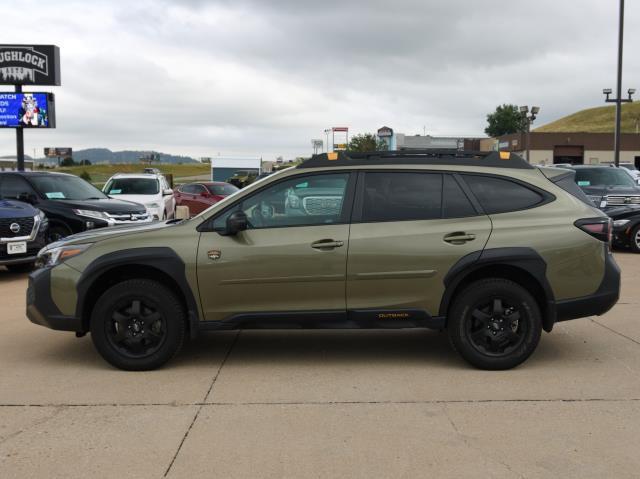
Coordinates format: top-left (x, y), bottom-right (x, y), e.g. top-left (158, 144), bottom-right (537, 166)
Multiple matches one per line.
top-left (1, 0), bottom-right (639, 160)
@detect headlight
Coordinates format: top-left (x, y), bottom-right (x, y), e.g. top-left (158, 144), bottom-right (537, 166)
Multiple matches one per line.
top-left (146, 202), bottom-right (161, 209)
top-left (36, 244), bottom-right (92, 268)
top-left (73, 209), bottom-right (109, 220)
top-left (38, 210), bottom-right (48, 227)
top-left (613, 219), bottom-right (631, 228)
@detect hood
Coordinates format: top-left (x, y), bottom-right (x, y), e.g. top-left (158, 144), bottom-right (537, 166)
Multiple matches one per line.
top-left (0, 199), bottom-right (38, 219)
top-left (107, 194), bottom-right (158, 207)
top-left (47, 198), bottom-right (147, 214)
top-left (46, 219), bottom-right (184, 248)
top-left (603, 205), bottom-right (640, 220)
top-left (581, 185), bottom-right (640, 196)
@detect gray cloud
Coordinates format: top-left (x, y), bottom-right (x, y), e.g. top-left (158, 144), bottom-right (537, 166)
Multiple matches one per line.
top-left (0, 0), bottom-right (638, 160)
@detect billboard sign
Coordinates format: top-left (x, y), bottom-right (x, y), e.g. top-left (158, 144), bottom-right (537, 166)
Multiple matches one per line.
top-left (0, 92), bottom-right (55, 128)
top-left (0, 45), bottom-right (61, 85)
top-left (44, 147), bottom-right (72, 158)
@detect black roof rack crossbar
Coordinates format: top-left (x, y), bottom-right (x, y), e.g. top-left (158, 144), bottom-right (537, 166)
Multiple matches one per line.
top-left (298, 149), bottom-right (533, 170)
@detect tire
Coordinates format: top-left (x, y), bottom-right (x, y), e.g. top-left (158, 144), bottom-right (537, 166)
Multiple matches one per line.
top-left (5, 262), bottom-right (35, 273)
top-left (90, 279), bottom-right (185, 371)
top-left (447, 278), bottom-right (542, 370)
top-left (48, 223), bottom-right (72, 243)
top-left (630, 224), bottom-right (640, 253)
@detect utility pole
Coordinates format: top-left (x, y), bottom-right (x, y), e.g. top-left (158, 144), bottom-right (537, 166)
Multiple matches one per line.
top-left (602, 0), bottom-right (635, 166)
top-left (15, 85), bottom-right (24, 171)
top-left (519, 106), bottom-right (540, 163)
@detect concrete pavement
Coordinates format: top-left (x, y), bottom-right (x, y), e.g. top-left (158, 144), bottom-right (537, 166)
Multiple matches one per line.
top-left (1, 253), bottom-right (639, 478)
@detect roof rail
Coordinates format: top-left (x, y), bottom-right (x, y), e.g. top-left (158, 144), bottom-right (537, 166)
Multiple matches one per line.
top-left (297, 149), bottom-right (533, 170)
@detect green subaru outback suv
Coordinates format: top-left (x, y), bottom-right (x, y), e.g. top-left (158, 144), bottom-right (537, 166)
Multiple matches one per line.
top-left (27, 150), bottom-right (620, 371)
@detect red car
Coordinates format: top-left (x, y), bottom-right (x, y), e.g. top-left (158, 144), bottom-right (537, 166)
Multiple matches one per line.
top-left (174, 182), bottom-right (239, 216)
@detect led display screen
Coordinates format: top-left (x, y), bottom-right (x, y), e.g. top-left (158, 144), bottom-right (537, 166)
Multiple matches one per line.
top-left (0, 92), bottom-right (54, 128)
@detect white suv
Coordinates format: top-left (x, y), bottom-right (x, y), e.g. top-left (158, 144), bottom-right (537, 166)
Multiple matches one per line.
top-left (103, 173), bottom-right (175, 220)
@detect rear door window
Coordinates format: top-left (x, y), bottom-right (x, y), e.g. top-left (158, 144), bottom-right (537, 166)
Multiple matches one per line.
top-left (443, 175), bottom-right (477, 218)
top-left (361, 172), bottom-right (442, 222)
top-left (462, 175), bottom-right (545, 214)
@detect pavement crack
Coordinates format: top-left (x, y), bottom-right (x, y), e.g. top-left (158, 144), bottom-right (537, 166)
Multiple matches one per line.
top-left (163, 330), bottom-right (241, 477)
top-left (0, 406), bottom-right (65, 446)
top-left (590, 318), bottom-right (640, 346)
top-left (442, 404), bottom-right (525, 478)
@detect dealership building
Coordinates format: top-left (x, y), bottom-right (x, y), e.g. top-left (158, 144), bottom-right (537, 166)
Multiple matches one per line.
top-left (376, 126), bottom-right (487, 151)
top-left (210, 156), bottom-right (262, 182)
top-left (497, 132), bottom-right (640, 167)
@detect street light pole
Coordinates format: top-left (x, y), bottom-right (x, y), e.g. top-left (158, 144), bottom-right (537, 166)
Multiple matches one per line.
top-left (615, 0), bottom-right (625, 167)
top-left (519, 106), bottom-right (540, 163)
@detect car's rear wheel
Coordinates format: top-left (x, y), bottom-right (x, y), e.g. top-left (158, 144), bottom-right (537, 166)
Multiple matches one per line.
top-left (447, 278), bottom-right (542, 370)
top-left (90, 279), bottom-right (185, 371)
top-left (630, 224), bottom-right (640, 253)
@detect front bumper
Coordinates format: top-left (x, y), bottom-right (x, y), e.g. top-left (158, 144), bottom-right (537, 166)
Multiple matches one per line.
top-left (554, 250), bottom-right (620, 322)
top-left (0, 233), bottom-right (47, 266)
top-left (26, 267), bottom-right (82, 332)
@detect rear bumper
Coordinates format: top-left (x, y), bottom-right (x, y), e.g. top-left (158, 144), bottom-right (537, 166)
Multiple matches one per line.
top-left (26, 267), bottom-right (82, 332)
top-left (554, 250), bottom-right (620, 322)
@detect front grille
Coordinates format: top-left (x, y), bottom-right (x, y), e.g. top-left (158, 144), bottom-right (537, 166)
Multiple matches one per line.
top-left (0, 244), bottom-right (40, 259)
top-left (302, 196), bottom-right (343, 216)
top-left (106, 212), bottom-right (150, 223)
top-left (0, 217), bottom-right (34, 238)
top-left (605, 195), bottom-right (640, 206)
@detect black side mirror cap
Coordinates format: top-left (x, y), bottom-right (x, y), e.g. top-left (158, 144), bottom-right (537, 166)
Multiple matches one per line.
top-left (220, 210), bottom-right (248, 236)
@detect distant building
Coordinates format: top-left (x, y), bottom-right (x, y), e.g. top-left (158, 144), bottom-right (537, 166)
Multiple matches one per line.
top-left (497, 132), bottom-right (640, 166)
top-left (211, 156), bottom-right (261, 182)
top-left (376, 126), bottom-right (488, 151)
top-left (0, 158), bottom-right (33, 171)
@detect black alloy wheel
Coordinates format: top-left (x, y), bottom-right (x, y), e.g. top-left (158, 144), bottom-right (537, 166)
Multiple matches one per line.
top-left (90, 279), bottom-right (185, 370)
top-left (105, 299), bottom-right (167, 359)
top-left (465, 297), bottom-right (527, 356)
top-left (448, 278), bottom-right (542, 370)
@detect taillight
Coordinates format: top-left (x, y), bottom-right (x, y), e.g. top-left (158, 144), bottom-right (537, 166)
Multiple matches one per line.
top-left (575, 217), bottom-right (612, 245)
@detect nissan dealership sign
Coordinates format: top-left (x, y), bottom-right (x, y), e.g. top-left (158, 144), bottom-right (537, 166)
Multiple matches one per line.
top-left (0, 45), bottom-right (61, 85)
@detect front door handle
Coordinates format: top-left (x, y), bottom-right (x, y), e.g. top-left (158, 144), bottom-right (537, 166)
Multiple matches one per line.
top-left (443, 232), bottom-right (476, 245)
top-left (311, 239), bottom-right (344, 250)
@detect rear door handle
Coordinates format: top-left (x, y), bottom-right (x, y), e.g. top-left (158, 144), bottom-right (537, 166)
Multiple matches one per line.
top-left (443, 232), bottom-right (476, 244)
top-left (311, 239), bottom-right (344, 250)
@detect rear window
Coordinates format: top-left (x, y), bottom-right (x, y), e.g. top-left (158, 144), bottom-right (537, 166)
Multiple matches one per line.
top-left (207, 183), bottom-right (239, 195)
top-left (362, 172), bottom-right (442, 222)
top-left (462, 175), bottom-right (544, 214)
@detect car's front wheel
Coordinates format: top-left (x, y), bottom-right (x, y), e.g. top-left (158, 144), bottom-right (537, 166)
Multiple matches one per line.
top-left (447, 278), bottom-right (542, 370)
top-left (5, 262), bottom-right (35, 273)
top-left (629, 224), bottom-right (640, 253)
top-left (90, 279), bottom-right (185, 370)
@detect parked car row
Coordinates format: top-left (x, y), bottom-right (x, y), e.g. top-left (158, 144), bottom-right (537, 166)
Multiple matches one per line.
top-left (561, 164), bottom-right (640, 253)
top-left (0, 167), bottom-right (246, 271)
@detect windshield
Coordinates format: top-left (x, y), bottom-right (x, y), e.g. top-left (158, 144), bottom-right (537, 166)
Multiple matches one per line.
top-left (31, 175), bottom-right (108, 201)
top-left (207, 183), bottom-right (239, 195)
top-left (573, 168), bottom-right (637, 187)
top-left (105, 178), bottom-right (159, 195)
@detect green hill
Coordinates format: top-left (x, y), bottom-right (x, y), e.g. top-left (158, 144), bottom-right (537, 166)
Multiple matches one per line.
top-left (536, 102), bottom-right (640, 133)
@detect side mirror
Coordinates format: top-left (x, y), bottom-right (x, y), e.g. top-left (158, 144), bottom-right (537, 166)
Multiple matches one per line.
top-left (222, 211), bottom-right (248, 236)
top-left (17, 192), bottom-right (37, 204)
top-left (163, 189), bottom-right (173, 196)
top-left (200, 191), bottom-right (210, 198)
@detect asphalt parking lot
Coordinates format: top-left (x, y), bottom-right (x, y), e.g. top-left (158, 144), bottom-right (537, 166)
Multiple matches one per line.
top-left (0, 253), bottom-right (639, 478)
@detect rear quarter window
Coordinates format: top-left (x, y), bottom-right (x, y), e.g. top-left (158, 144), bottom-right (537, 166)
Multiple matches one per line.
top-left (552, 173), bottom-right (596, 206)
top-left (462, 175), bottom-right (545, 214)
